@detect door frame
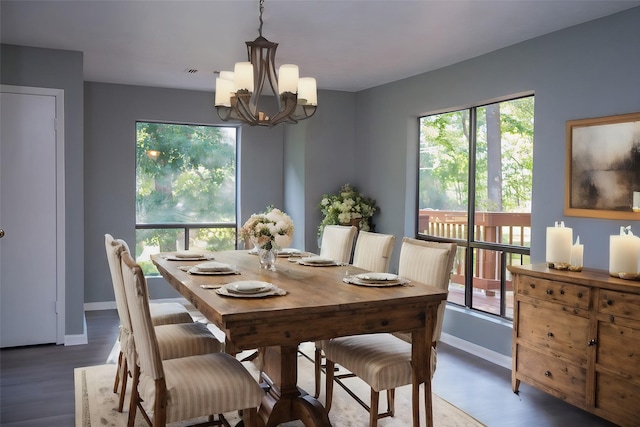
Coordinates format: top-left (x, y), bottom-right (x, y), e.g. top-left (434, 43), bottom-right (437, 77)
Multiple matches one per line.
top-left (1, 85), bottom-right (66, 344)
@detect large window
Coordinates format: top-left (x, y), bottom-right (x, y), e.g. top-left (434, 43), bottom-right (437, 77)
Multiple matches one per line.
top-left (418, 95), bottom-right (534, 319)
top-left (135, 122), bottom-right (237, 276)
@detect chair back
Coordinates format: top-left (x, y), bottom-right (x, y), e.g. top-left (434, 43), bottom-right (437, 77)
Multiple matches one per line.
top-left (319, 225), bottom-right (357, 263)
top-left (105, 234), bottom-right (135, 351)
top-left (120, 250), bottom-right (165, 381)
top-left (352, 231), bottom-right (396, 273)
top-left (397, 237), bottom-right (456, 343)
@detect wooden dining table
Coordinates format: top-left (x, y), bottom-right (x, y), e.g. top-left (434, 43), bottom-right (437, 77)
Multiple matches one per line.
top-left (152, 250), bottom-right (447, 427)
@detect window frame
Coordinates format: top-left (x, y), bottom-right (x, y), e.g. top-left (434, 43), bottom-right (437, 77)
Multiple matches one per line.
top-left (416, 94), bottom-right (534, 320)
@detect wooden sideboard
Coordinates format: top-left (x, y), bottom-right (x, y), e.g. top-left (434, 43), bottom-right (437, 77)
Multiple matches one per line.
top-left (509, 264), bottom-right (640, 427)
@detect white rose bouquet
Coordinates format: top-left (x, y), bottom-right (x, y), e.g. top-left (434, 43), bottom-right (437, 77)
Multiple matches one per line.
top-left (240, 206), bottom-right (294, 251)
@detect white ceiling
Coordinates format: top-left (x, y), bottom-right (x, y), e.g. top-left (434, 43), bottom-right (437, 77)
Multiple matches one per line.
top-left (2, 0), bottom-right (639, 93)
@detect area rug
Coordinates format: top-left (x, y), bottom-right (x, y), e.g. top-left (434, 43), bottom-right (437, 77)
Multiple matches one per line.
top-left (76, 343), bottom-right (485, 427)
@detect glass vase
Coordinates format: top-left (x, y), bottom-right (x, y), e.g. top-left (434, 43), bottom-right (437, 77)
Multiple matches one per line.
top-left (258, 248), bottom-right (277, 271)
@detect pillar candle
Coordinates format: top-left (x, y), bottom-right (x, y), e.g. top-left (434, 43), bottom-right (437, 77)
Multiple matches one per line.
top-left (570, 236), bottom-right (584, 267)
top-left (609, 226), bottom-right (640, 275)
top-left (546, 221), bottom-right (573, 264)
top-left (633, 191), bottom-right (640, 211)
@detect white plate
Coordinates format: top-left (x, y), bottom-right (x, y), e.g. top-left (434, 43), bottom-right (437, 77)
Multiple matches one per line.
top-left (225, 281), bottom-right (274, 294)
top-left (192, 261), bottom-right (234, 272)
top-left (355, 272), bottom-right (399, 283)
top-left (188, 266), bottom-right (239, 275)
top-left (278, 248), bottom-right (301, 257)
top-left (344, 275), bottom-right (408, 287)
top-left (166, 254), bottom-right (208, 261)
top-left (299, 256), bottom-right (336, 265)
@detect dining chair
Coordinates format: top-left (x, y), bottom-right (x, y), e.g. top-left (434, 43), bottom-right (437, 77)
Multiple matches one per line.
top-left (105, 234), bottom-right (223, 412)
top-left (314, 230), bottom-right (396, 398)
top-left (120, 250), bottom-right (264, 427)
top-left (322, 237), bottom-right (457, 427)
top-left (319, 224), bottom-right (358, 264)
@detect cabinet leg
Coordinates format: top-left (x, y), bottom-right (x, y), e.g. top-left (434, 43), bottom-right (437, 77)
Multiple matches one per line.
top-left (512, 378), bottom-right (520, 394)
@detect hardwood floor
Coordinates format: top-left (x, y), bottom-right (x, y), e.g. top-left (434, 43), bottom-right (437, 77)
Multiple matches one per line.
top-left (0, 309), bottom-right (618, 427)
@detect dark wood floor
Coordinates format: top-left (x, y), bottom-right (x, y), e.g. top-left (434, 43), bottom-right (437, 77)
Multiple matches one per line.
top-left (0, 309), bottom-right (618, 427)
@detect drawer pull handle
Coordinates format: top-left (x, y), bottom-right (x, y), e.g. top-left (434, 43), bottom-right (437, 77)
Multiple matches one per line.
top-left (577, 292), bottom-right (583, 298)
top-left (529, 283), bottom-right (536, 288)
top-left (544, 371), bottom-right (551, 377)
top-left (546, 289), bottom-right (553, 295)
top-left (607, 299), bottom-right (613, 306)
top-left (560, 289), bottom-right (565, 295)
top-left (588, 339), bottom-right (597, 346)
top-left (547, 332), bottom-right (554, 338)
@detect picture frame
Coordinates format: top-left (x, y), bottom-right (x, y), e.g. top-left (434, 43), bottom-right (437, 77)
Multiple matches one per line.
top-left (564, 112), bottom-right (640, 220)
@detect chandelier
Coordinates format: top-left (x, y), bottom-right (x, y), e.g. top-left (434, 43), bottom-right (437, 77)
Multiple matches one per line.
top-left (214, 0), bottom-right (317, 127)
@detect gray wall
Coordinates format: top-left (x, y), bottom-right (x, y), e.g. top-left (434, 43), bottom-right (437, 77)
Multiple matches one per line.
top-left (354, 8), bottom-right (640, 355)
top-left (0, 44), bottom-right (85, 336)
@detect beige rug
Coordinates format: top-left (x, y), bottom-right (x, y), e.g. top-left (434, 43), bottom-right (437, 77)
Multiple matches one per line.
top-left (76, 343), bottom-right (485, 427)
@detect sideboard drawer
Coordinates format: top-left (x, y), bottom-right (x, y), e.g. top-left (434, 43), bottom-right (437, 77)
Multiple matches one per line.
top-left (597, 289), bottom-right (640, 322)
top-left (517, 301), bottom-right (589, 360)
top-left (516, 345), bottom-right (586, 399)
top-left (516, 276), bottom-right (591, 310)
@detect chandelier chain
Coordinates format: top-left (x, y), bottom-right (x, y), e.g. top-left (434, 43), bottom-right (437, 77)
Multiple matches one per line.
top-left (258, 0), bottom-right (264, 37)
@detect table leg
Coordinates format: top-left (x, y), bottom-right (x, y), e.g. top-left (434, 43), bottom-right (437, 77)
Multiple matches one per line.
top-left (258, 345), bottom-right (332, 427)
top-left (411, 304), bottom-right (437, 427)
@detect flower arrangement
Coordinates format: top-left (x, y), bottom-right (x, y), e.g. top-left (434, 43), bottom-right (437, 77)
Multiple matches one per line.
top-left (318, 184), bottom-right (377, 236)
top-left (240, 206), bottom-right (294, 251)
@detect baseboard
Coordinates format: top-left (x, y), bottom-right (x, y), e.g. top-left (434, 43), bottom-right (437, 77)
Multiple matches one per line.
top-left (84, 297), bottom-right (191, 312)
top-left (440, 332), bottom-right (512, 370)
top-left (64, 313), bottom-right (88, 346)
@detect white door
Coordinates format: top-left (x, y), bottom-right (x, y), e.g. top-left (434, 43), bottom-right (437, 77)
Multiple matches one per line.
top-left (0, 86), bottom-right (65, 347)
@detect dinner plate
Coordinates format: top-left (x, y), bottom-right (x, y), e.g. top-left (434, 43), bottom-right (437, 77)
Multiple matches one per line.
top-left (166, 253), bottom-right (209, 261)
top-left (193, 261), bottom-right (234, 272)
top-left (298, 256), bottom-right (337, 266)
top-left (355, 272), bottom-right (399, 283)
top-left (225, 281), bottom-right (274, 294)
top-left (344, 275), bottom-right (408, 287)
top-left (278, 248), bottom-right (301, 257)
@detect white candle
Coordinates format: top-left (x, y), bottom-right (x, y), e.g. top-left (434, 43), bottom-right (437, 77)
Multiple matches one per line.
top-left (570, 236), bottom-right (584, 267)
top-left (278, 64), bottom-right (299, 95)
top-left (233, 62), bottom-right (254, 92)
top-left (633, 191), bottom-right (640, 211)
top-left (609, 226), bottom-right (640, 275)
top-left (214, 77), bottom-right (234, 107)
top-left (297, 77), bottom-right (317, 105)
top-left (546, 221), bottom-right (573, 264)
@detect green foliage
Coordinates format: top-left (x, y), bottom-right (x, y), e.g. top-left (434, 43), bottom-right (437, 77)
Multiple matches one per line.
top-left (419, 97), bottom-right (534, 213)
top-left (136, 122), bottom-right (236, 224)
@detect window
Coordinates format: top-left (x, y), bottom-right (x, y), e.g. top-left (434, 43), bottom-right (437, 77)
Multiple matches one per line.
top-left (135, 122), bottom-right (237, 276)
top-left (417, 95), bottom-right (534, 319)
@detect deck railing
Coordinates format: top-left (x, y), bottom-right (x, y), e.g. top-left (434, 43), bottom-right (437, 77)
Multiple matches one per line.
top-left (419, 210), bottom-right (531, 293)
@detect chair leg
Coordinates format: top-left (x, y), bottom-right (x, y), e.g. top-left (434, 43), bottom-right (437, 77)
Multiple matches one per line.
top-left (127, 364), bottom-right (140, 427)
top-left (242, 407), bottom-right (258, 427)
top-left (113, 350), bottom-right (123, 393)
top-left (370, 388), bottom-right (379, 427)
top-left (412, 379), bottom-right (420, 427)
top-left (325, 359), bottom-right (335, 412)
top-left (387, 388), bottom-right (395, 417)
top-left (117, 357), bottom-right (129, 412)
top-left (314, 346), bottom-right (322, 398)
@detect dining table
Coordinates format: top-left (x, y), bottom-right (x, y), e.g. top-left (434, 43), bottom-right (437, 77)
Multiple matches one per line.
top-left (151, 250), bottom-right (447, 427)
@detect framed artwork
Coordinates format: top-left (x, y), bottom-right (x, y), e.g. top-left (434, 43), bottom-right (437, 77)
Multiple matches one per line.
top-left (565, 112), bottom-right (640, 220)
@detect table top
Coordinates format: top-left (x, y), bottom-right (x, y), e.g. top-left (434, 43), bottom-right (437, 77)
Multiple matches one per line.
top-left (152, 250), bottom-right (447, 349)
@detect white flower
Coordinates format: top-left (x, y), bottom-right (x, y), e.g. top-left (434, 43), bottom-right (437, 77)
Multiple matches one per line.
top-left (240, 206), bottom-right (295, 251)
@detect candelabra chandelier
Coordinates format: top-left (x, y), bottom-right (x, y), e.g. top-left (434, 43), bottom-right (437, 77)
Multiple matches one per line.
top-left (215, 0), bottom-right (317, 127)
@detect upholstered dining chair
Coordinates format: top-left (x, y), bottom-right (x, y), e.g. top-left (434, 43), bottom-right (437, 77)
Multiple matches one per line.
top-left (105, 234), bottom-right (223, 412)
top-left (314, 230), bottom-right (396, 398)
top-left (322, 238), bottom-right (457, 427)
top-left (120, 250), bottom-right (264, 427)
top-left (319, 224), bottom-right (358, 264)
